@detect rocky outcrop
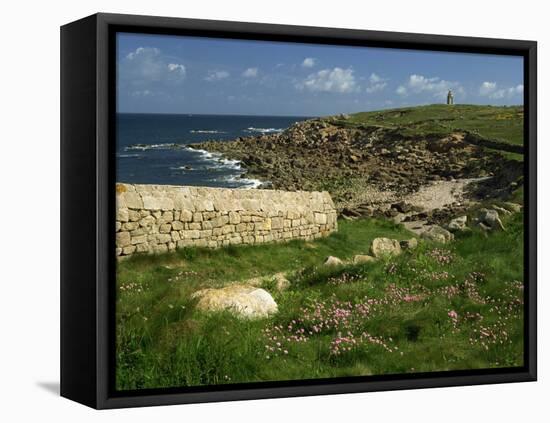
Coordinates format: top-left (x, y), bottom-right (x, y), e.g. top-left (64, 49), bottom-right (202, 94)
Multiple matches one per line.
top-left (191, 118), bottom-right (522, 215)
top-left (116, 183), bottom-right (337, 257)
top-left (192, 285), bottom-right (278, 319)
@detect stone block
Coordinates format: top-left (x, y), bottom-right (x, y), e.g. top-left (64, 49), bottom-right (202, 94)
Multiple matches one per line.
top-left (131, 235), bottom-right (148, 245)
top-left (122, 245), bottom-right (136, 255)
top-left (162, 211), bottom-right (174, 222)
top-left (122, 192), bottom-right (143, 209)
top-left (116, 208), bottom-right (129, 223)
top-left (180, 210), bottom-right (193, 222)
top-left (229, 211), bottom-right (241, 224)
top-left (116, 231), bottom-right (131, 248)
top-left (314, 213), bottom-right (328, 225)
top-left (271, 217), bottom-right (284, 230)
top-left (159, 223), bottom-right (172, 233)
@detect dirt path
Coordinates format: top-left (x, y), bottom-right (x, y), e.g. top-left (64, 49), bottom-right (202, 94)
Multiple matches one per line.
top-left (405, 177), bottom-right (484, 212)
top-left (400, 177), bottom-right (488, 235)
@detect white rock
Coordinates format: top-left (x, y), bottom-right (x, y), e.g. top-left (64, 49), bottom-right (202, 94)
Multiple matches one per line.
top-left (447, 215), bottom-right (468, 232)
top-left (370, 237), bottom-right (402, 257)
top-left (421, 226), bottom-right (454, 243)
top-left (400, 238), bottom-right (418, 250)
top-left (479, 208), bottom-right (505, 231)
top-left (353, 254), bottom-right (376, 264)
top-left (502, 202), bottom-right (522, 213)
top-left (323, 256), bottom-right (344, 266)
top-left (272, 273), bottom-right (291, 291)
top-left (192, 285), bottom-right (278, 319)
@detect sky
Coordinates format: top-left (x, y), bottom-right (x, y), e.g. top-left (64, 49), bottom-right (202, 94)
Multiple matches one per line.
top-left (117, 32), bottom-right (524, 116)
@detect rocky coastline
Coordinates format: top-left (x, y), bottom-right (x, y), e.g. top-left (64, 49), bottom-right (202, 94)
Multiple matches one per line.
top-left (190, 114), bottom-right (523, 225)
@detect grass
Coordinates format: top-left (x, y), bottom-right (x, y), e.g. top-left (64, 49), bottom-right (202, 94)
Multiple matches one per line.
top-left (338, 104), bottom-right (524, 147)
top-left (116, 214), bottom-right (524, 390)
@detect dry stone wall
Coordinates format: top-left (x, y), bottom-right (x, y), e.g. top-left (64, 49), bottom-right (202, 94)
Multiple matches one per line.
top-left (116, 183), bottom-right (337, 257)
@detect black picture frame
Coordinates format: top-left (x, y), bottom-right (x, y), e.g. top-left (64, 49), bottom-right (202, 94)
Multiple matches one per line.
top-left (60, 12), bottom-right (537, 409)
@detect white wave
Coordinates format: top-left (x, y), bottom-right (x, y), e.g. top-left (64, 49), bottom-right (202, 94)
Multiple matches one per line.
top-left (124, 143), bottom-right (179, 151)
top-left (244, 127), bottom-right (284, 134)
top-left (117, 153), bottom-right (142, 158)
top-left (190, 129), bottom-right (227, 134)
top-left (185, 148), bottom-right (239, 169)
top-left (221, 174), bottom-right (263, 189)
top-left (169, 166), bottom-right (193, 171)
top-left (186, 147), bottom-right (262, 189)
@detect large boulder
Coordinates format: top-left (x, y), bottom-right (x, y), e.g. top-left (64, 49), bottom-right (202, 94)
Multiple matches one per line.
top-left (479, 208), bottom-right (505, 231)
top-left (370, 237), bottom-right (402, 257)
top-left (421, 225), bottom-right (454, 243)
top-left (192, 285), bottom-right (278, 319)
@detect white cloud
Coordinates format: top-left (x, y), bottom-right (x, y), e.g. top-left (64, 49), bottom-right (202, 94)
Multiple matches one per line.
top-left (131, 89), bottom-right (153, 97)
top-left (121, 47), bottom-right (186, 85)
top-left (397, 74), bottom-right (463, 99)
top-left (297, 67), bottom-right (358, 94)
top-left (205, 70), bottom-right (230, 81)
top-left (301, 57), bottom-right (316, 68)
top-left (167, 63), bottom-right (186, 76)
top-left (366, 73), bottom-right (388, 93)
top-left (479, 82), bottom-right (523, 99)
top-left (479, 81), bottom-right (497, 96)
top-left (396, 85), bottom-right (408, 96)
top-left (126, 47), bottom-right (159, 60)
top-left (242, 67), bottom-right (259, 78)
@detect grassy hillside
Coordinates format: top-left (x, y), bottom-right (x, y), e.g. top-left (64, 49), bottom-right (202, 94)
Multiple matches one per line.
top-left (116, 214), bottom-right (524, 390)
top-left (338, 104), bottom-right (524, 146)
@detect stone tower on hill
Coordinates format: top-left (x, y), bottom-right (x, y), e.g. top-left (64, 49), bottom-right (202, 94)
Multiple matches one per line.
top-left (447, 89), bottom-right (454, 105)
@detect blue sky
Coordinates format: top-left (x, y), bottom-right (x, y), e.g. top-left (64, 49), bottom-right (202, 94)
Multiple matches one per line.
top-left (117, 32), bottom-right (524, 116)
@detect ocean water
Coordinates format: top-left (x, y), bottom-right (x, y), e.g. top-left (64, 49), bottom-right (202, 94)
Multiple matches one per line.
top-left (116, 113), bottom-right (310, 188)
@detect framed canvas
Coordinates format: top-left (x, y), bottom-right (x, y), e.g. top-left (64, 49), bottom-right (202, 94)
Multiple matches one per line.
top-left (60, 13), bottom-right (537, 409)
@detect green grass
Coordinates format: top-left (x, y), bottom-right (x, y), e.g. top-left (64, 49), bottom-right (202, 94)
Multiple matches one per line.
top-left (338, 104), bottom-right (524, 146)
top-left (116, 214), bottom-right (524, 390)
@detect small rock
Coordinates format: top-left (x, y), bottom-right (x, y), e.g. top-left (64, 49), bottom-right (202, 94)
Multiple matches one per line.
top-left (421, 225), bottom-right (454, 243)
top-left (392, 213), bottom-right (406, 224)
top-left (192, 285), bottom-right (278, 319)
top-left (447, 215), bottom-right (468, 232)
top-left (502, 202), bottom-right (522, 213)
top-left (391, 201), bottom-right (413, 213)
top-left (353, 254), bottom-right (376, 264)
top-left (492, 205), bottom-right (512, 216)
top-left (324, 256), bottom-right (344, 266)
top-left (478, 222), bottom-right (491, 232)
top-left (370, 237), bottom-right (402, 257)
top-left (479, 208), bottom-right (505, 231)
top-left (400, 238), bottom-right (418, 250)
top-left (272, 273), bottom-right (291, 291)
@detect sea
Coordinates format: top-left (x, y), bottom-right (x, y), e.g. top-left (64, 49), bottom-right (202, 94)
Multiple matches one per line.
top-left (116, 113), bottom-right (311, 189)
